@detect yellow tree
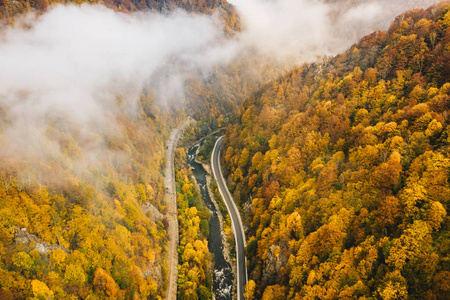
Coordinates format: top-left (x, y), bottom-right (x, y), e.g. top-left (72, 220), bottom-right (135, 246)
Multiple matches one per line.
top-left (31, 279), bottom-right (54, 299)
top-left (262, 285), bottom-right (285, 300)
top-left (93, 267), bottom-right (120, 299)
top-left (377, 271), bottom-right (408, 300)
top-left (244, 280), bottom-right (256, 300)
top-left (387, 220), bottom-right (431, 270)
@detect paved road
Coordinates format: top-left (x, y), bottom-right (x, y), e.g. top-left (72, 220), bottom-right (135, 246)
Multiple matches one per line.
top-left (165, 118), bottom-right (195, 300)
top-left (211, 136), bottom-right (247, 300)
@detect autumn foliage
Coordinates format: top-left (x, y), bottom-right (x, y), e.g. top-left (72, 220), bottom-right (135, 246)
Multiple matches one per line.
top-left (0, 92), bottom-right (181, 298)
top-left (224, 3), bottom-right (450, 299)
top-left (174, 148), bottom-right (213, 300)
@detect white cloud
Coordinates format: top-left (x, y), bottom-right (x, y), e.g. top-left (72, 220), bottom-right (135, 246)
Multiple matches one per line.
top-left (0, 4), bottom-right (230, 171)
top-left (0, 0), bottom-right (441, 176)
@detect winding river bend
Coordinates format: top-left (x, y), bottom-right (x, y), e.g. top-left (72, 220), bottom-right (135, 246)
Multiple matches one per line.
top-left (187, 141), bottom-right (233, 300)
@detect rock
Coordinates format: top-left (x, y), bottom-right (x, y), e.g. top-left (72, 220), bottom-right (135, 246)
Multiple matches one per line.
top-left (262, 244), bottom-right (288, 286)
top-left (14, 226), bottom-right (69, 254)
top-left (142, 202), bottom-right (164, 222)
top-left (142, 263), bottom-right (162, 286)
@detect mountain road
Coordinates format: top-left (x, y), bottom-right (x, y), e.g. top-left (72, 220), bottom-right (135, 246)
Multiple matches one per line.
top-left (211, 136), bottom-right (247, 300)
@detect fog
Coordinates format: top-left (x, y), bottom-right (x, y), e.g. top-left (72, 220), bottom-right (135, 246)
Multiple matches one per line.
top-left (235, 0), bottom-right (348, 61)
top-left (0, 4), bottom-right (230, 179)
top-left (233, 0), bottom-right (439, 62)
top-left (0, 0), bottom-right (440, 180)
top-left (0, 4), bottom-right (227, 124)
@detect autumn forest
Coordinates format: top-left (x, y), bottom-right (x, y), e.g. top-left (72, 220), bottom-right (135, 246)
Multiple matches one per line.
top-left (224, 3), bottom-right (450, 299)
top-left (0, 0), bottom-right (450, 300)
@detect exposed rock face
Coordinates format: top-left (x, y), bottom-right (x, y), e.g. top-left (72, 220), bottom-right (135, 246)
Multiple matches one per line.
top-left (142, 262), bottom-right (163, 287)
top-left (262, 244), bottom-right (289, 287)
top-left (142, 202), bottom-right (164, 222)
top-left (14, 227), bottom-right (69, 254)
top-left (243, 199), bottom-right (253, 233)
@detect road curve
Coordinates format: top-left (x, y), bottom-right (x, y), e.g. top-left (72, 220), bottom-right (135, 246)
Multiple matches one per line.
top-left (211, 136), bottom-right (247, 300)
top-left (165, 118), bottom-right (195, 300)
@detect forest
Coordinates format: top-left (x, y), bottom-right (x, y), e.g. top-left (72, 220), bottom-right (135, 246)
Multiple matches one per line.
top-left (223, 2), bottom-right (450, 299)
top-left (0, 86), bottom-right (189, 298)
top-left (1, 0), bottom-right (450, 299)
top-left (0, 0), bottom-right (240, 298)
top-left (0, 0), bottom-right (241, 297)
top-left (0, 58), bottom-right (206, 300)
top-left (174, 147), bottom-right (213, 300)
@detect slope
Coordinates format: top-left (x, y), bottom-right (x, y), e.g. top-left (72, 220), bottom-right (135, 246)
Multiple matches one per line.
top-left (0, 90), bottom-right (185, 299)
top-left (223, 2), bottom-right (450, 299)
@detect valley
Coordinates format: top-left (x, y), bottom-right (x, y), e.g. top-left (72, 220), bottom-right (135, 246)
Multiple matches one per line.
top-left (0, 0), bottom-right (450, 299)
top-left (188, 139), bottom-right (234, 300)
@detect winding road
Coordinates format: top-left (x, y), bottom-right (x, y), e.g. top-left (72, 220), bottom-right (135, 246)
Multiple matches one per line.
top-left (211, 136), bottom-right (247, 300)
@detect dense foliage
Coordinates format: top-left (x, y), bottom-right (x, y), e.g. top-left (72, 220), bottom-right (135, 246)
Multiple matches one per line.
top-left (0, 92), bottom-right (182, 299)
top-left (224, 3), bottom-right (450, 299)
top-left (0, 0), bottom-right (237, 298)
top-left (2, 0), bottom-right (450, 299)
top-left (174, 148), bottom-right (213, 300)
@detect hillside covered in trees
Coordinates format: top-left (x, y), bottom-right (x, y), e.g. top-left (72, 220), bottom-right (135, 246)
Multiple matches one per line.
top-left (0, 0), bottom-right (237, 298)
top-left (2, 0), bottom-right (450, 299)
top-left (174, 148), bottom-right (213, 300)
top-left (0, 90), bottom-right (187, 299)
top-left (0, 0), bottom-right (231, 14)
top-left (223, 2), bottom-right (450, 299)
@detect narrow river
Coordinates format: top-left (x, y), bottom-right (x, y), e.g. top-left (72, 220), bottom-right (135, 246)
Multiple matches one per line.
top-left (187, 140), bottom-right (233, 300)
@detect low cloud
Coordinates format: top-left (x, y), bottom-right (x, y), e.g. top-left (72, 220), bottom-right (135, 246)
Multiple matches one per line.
top-left (0, 0), bottom-right (440, 180)
top-left (0, 4), bottom-right (230, 178)
top-left (233, 0), bottom-right (439, 63)
top-left (235, 0), bottom-right (333, 61)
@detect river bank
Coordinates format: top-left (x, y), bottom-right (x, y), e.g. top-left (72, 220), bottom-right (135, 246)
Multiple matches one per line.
top-left (187, 140), bottom-right (235, 300)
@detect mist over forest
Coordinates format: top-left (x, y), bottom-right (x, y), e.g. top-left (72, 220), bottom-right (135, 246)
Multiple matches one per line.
top-left (0, 0), bottom-right (448, 299)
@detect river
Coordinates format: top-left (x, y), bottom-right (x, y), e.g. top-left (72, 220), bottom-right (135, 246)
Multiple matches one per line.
top-left (187, 140), bottom-right (234, 300)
